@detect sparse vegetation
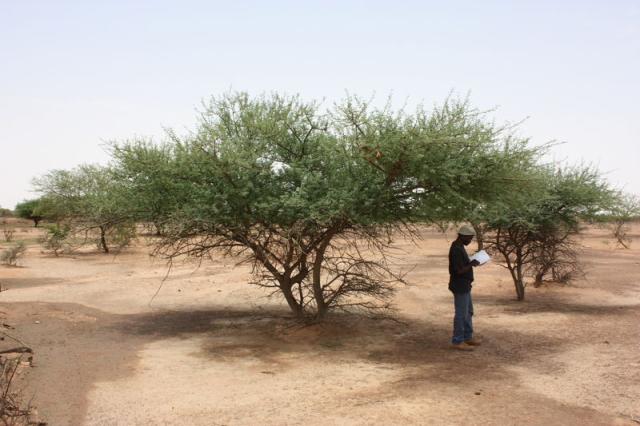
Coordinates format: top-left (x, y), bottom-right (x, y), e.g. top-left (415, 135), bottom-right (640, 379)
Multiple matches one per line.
top-left (14, 200), bottom-right (44, 228)
top-left (1, 242), bottom-right (27, 267)
top-left (111, 92), bottom-right (542, 318)
top-left (28, 92), bottom-right (632, 311)
top-left (610, 195), bottom-right (640, 249)
top-left (0, 310), bottom-right (43, 426)
top-left (40, 224), bottom-right (72, 256)
top-left (2, 228), bottom-right (14, 243)
top-left (33, 165), bottom-right (136, 254)
top-left (481, 167), bottom-right (615, 300)
top-left (0, 352), bottom-right (40, 425)
top-left (530, 231), bottom-right (583, 286)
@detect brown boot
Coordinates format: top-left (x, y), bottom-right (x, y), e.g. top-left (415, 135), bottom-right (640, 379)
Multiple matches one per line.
top-left (464, 339), bottom-right (482, 346)
top-left (450, 343), bottom-right (474, 351)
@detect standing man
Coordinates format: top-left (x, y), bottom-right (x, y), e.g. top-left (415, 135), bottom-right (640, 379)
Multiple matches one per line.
top-left (449, 225), bottom-right (481, 351)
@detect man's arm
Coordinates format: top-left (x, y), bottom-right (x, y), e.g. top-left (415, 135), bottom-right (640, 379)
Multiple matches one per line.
top-left (456, 259), bottom-right (480, 274)
top-left (452, 247), bottom-right (480, 275)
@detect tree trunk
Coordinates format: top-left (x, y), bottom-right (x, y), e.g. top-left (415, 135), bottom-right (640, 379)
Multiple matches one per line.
top-left (533, 260), bottom-right (548, 288)
top-left (99, 226), bottom-right (109, 253)
top-left (471, 223), bottom-right (484, 250)
top-left (311, 234), bottom-right (334, 320)
top-left (505, 261), bottom-right (525, 300)
top-left (533, 271), bottom-right (544, 288)
top-left (515, 277), bottom-right (525, 300)
top-left (249, 241), bottom-right (304, 318)
top-left (153, 221), bottom-right (164, 236)
top-left (280, 279), bottom-right (303, 318)
top-left (316, 299), bottom-right (329, 320)
top-left (514, 250), bottom-right (525, 300)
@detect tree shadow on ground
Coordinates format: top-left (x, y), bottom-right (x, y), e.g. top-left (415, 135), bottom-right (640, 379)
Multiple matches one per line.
top-left (10, 300), bottom-right (636, 425)
top-left (112, 306), bottom-right (570, 383)
top-left (0, 277), bottom-right (66, 290)
top-left (472, 294), bottom-right (639, 315)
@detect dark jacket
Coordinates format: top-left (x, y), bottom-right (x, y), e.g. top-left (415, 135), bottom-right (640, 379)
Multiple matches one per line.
top-left (448, 241), bottom-right (474, 293)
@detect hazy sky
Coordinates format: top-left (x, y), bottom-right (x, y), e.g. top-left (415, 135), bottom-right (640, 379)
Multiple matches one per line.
top-left (1, 1), bottom-right (639, 208)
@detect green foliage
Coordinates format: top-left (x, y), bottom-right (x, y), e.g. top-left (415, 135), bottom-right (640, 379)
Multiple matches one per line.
top-left (35, 91), bottom-right (627, 314)
top-left (483, 166), bottom-right (616, 299)
top-left (0, 207), bottom-right (12, 217)
top-left (33, 165), bottom-right (136, 253)
top-left (109, 140), bottom-right (181, 235)
top-left (607, 194), bottom-right (640, 248)
top-left (1, 242), bottom-right (26, 266)
top-left (41, 224), bottom-right (72, 256)
top-left (14, 197), bottom-right (64, 226)
top-left (112, 92), bottom-right (538, 318)
top-left (104, 222), bottom-right (137, 250)
top-left (14, 199), bottom-right (43, 226)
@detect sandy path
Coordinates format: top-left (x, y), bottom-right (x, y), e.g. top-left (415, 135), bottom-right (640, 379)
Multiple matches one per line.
top-left (0, 224), bottom-right (638, 425)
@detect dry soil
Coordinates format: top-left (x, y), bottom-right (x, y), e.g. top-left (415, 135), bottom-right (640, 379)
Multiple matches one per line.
top-left (0, 221), bottom-right (638, 425)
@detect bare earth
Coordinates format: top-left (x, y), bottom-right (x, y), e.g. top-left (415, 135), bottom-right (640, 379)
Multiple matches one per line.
top-left (1, 222), bottom-right (639, 425)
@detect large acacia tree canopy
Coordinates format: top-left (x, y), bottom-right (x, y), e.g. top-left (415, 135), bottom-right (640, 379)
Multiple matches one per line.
top-left (113, 93), bottom-right (538, 229)
top-left (109, 92), bottom-right (563, 317)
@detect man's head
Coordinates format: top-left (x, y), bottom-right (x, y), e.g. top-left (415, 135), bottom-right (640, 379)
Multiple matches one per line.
top-left (457, 224), bottom-right (476, 246)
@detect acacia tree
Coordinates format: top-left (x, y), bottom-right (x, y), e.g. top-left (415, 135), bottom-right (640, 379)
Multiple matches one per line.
top-left (483, 166), bottom-right (614, 300)
top-left (33, 165), bottom-right (135, 253)
top-left (608, 194), bottom-right (640, 249)
top-left (14, 199), bottom-right (44, 227)
top-left (13, 197), bottom-right (63, 227)
top-left (113, 92), bottom-right (534, 319)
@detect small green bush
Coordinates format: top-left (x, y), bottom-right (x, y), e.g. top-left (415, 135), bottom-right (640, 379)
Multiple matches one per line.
top-left (41, 224), bottom-right (71, 256)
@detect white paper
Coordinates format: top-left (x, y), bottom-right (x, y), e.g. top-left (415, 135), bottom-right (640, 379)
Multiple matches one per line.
top-left (470, 250), bottom-right (490, 265)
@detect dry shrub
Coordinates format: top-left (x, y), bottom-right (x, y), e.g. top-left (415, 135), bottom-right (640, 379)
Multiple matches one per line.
top-left (0, 318), bottom-right (45, 425)
top-left (612, 221), bottom-right (632, 249)
top-left (2, 229), bottom-right (14, 243)
top-left (40, 225), bottom-right (71, 257)
top-left (529, 233), bottom-right (584, 287)
top-left (610, 195), bottom-right (640, 249)
top-left (0, 353), bottom-right (43, 425)
top-left (0, 243), bottom-right (26, 267)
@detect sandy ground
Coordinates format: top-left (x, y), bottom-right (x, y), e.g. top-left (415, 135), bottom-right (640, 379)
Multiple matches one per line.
top-left (0, 221), bottom-right (639, 425)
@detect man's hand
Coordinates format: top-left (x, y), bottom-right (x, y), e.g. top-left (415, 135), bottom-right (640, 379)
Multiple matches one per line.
top-left (470, 260), bottom-right (480, 267)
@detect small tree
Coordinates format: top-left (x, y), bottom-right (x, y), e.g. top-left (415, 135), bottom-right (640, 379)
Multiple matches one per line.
top-left (40, 224), bottom-right (72, 256)
top-left (609, 194), bottom-right (640, 249)
top-left (14, 199), bottom-right (44, 227)
top-left (113, 92), bottom-right (536, 319)
top-left (33, 165), bottom-right (135, 253)
top-left (529, 227), bottom-right (582, 286)
top-left (483, 166), bottom-right (614, 300)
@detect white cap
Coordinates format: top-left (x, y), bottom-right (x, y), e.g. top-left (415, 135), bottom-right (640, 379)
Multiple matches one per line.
top-left (458, 225), bottom-right (476, 236)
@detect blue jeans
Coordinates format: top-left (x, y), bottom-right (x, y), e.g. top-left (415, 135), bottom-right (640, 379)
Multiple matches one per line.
top-left (452, 292), bottom-right (473, 344)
